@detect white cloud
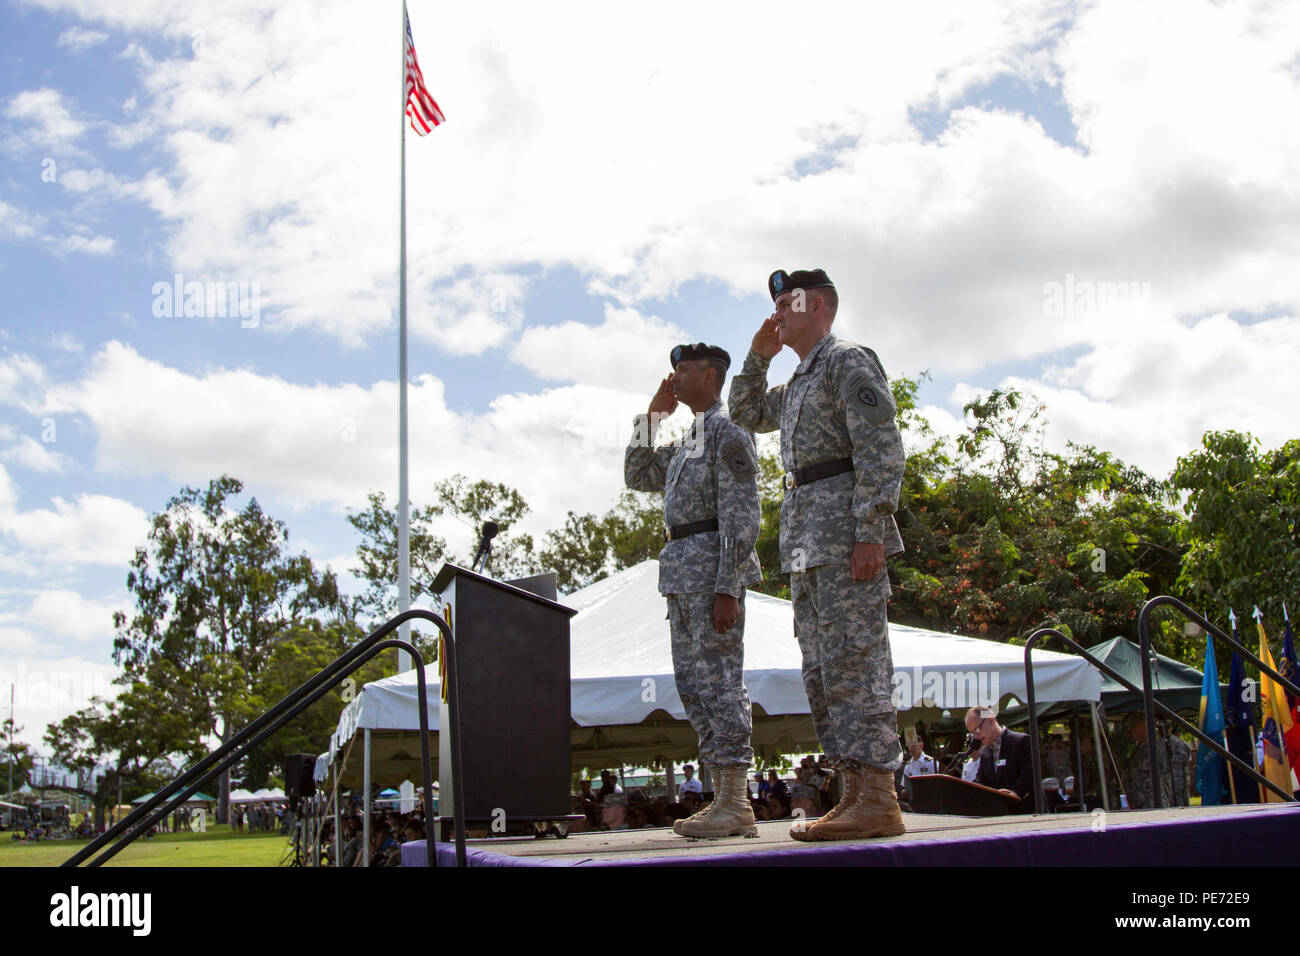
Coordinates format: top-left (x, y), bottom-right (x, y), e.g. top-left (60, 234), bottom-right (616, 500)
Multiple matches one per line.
top-left (951, 312), bottom-right (1300, 478)
top-left (11, 0), bottom-right (1299, 381)
top-left (509, 305), bottom-right (688, 390)
top-left (55, 233), bottom-right (115, 256)
top-left (2, 434), bottom-right (69, 474)
top-left (57, 26), bottom-right (109, 51)
top-left (0, 353), bottom-right (48, 410)
top-left (37, 342), bottom-right (648, 534)
top-left (15, 0), bottom-right (1077, 350)
top-left (4, 88), bottom-right (86, 152)
top-left (0, 198), bottom-right (41, 241)
top-left (409, 271), bottom-right (529, 356)
top-left (0, 463), bottom-right (151, 574)
top-left (0, 588), bottom-right (123, 644)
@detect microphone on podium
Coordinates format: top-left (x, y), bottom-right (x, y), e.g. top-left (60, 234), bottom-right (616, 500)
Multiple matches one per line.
top-left (472, 520), bottom-right (499, 574)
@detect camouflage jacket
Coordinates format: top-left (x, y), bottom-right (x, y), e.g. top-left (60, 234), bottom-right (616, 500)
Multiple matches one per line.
top-left (1126, 741), bottom-right (1174, 809)
top-left (624, 400), bottom-right (763, 597)
top-left (728, 334), bottom-right (904, 572)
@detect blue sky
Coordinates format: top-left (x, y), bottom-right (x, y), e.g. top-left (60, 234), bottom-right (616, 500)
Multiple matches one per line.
top-left (2, 0), bottom-right (1299, 751)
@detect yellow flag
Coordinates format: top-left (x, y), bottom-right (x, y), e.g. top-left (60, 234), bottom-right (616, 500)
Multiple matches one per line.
top-left (1257, 619), bottom-right (1295, 802)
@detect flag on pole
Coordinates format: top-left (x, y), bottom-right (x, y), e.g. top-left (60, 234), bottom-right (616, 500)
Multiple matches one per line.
top-left (1195, 634), bottom-right (1227, 805)
top-left (1256, 610), bottom-right (1299, 798)
top-left (405, 12), bottom-right (445, 134)
top-left (1281, 611), bottom-right (1298, 712)
top-left (1225, 650), bottom-right (1258, 803)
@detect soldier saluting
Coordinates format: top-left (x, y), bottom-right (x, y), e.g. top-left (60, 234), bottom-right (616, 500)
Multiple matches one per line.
top-left (729, 269), bottom-right (907, 841)
top-left (625, 343), bottom-right (763, 838)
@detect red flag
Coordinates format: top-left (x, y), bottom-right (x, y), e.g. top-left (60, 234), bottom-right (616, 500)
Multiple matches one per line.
top-left (405, 13), bottom-right (445, 134)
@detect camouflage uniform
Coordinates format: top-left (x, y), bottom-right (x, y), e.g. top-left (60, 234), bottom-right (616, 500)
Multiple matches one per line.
top-left (729, 334), bottom-right (905, 774)
top-left (1166, 734), bottom-right (1190, 807)
top-left (625, 400), bottom-right (762, 768)
top-left (1125, 741), bottom-right (1173, 809)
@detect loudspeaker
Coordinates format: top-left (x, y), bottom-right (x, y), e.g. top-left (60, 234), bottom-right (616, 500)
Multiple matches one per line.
top-left (284, 753), bottom-right (317, 800)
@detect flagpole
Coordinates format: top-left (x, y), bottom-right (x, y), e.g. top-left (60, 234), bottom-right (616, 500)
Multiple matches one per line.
top-left (397, 0), bottom-right (412, 672)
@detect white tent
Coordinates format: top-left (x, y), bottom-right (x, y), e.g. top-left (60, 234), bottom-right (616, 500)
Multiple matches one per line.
top-left (323, 560), bottom-right (1101, 778)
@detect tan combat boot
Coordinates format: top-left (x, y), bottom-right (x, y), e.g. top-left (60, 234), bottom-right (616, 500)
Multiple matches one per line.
top-left (680, 766), bottom-right (758, 838)
top-left (673, 766), bottom-right (719, 835)
top-left (791, 768), bottom-right (905, 841)
top-left (788, 769), bottom-right (860, 840)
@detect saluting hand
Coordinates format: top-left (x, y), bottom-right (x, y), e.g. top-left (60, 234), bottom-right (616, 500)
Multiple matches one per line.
top-left (648, 376), bottom-right (678, 417)
top-left (751, 314), bottom-right (782, 359)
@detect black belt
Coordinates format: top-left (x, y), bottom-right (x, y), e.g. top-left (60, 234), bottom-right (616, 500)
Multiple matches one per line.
top-left (782, 457), bottom-right (854, 491)
top-left (663, 519), bottom-right (719, 542)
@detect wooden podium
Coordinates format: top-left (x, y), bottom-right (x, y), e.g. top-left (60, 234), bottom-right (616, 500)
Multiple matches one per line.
top-left (431, 563), bottom-right (577, 837)
top-left (909, 775), bottom-right (1025, 816)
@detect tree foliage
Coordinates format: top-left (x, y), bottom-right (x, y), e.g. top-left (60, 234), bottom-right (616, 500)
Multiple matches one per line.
top-left (348, 474), bottom-right (539, 618)
top-left (1171, 431), bottom-right (1300, 633)
top-left (107, 476), bottom-right (346, 819)
top-left (888, 385), bottom-right (1188, 653)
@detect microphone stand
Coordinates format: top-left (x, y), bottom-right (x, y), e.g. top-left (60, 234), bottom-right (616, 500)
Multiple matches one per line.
top-left (944, 736), bottom-right (981, 776)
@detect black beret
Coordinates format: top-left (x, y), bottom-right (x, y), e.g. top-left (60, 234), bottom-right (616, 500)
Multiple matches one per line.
top-left (670, 343), bottom-right (731, 370)
top-left (768, 268), bottom-right (835, 301)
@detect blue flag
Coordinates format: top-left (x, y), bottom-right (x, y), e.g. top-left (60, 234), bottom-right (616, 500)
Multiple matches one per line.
top-left (1196, 635), bottom-right (1227, 805)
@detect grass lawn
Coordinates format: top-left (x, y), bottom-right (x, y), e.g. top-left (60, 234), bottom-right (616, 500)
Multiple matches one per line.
top-left (0, 825), bottom-right (289, 867)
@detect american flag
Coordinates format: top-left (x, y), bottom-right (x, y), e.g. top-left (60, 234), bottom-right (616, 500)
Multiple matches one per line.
top-left (404, 13), bottom-right (445, 135)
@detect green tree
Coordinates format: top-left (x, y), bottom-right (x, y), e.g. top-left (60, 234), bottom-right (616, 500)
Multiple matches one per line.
top-left (3, 716), bottom-right (34, 794)
top-left (1171, 431), bottom-right (1300, 635)
top-left (238, 620), bottom-right (393, 790)
top-left (111, 476), bottom-right (340, 822)
top-left (539, 490), bottom-right (663, 594)
top-left (889, 387), bottom-right (1188, 656)
top-left (348, 474), bottom-right (539, 618)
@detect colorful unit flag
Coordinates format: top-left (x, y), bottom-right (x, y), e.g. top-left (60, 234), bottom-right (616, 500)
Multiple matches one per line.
top-left (405, 12), bottom-right (445, 134)
top-left (1195, 634), bottom-right (1226, 805)
top-left (1257, 616), bottom-right (1299, 799)
top-left (1282, 615), bottom-right (1298, 711)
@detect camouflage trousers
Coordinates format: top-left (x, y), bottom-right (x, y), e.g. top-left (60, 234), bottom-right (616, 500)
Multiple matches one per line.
top-left (666, 591), bottom-right (754, 768)
top-left (790, 563), bottom-right (901, 773)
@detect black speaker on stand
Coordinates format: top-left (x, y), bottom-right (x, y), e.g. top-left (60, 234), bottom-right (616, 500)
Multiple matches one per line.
top-left (284, 753), bottom-right (317, 812)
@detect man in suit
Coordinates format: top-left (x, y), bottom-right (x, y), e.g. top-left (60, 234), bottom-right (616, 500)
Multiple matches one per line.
top-left (965, 705), bottom-right (1033, 811)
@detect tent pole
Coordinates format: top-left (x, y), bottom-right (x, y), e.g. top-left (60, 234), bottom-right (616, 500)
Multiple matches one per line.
top-left (1089, 702), bottom-right (1109, 810)
top-left (1071, 711), bottom-right (1083, 811)
top-left (333, 767), bottom-right (341, 867)
top-left (363, 728), bottom-right (372, 867)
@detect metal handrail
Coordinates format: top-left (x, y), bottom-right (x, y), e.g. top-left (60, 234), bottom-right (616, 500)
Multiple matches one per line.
top-left (1022, 599), bottom-right (1298, 814)
top-left (63, 608), bottom-right (467, 868)
top-left (1137, 596), bottom-right (1298, 808)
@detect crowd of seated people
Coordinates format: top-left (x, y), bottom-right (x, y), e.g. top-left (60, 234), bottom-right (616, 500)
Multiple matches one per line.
top-left (572, 762), bottom-right (816, 832)
top-left (320, 808), bottom-right (427, 867)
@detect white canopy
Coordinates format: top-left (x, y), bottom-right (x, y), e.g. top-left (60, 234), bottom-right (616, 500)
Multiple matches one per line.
top-left (566, 561), bottom-right (1099, 722)
top-left (324, 560), bottom-right (1100, 777)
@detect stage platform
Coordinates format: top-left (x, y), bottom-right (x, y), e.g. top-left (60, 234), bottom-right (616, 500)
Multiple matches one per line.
top-left (401, 802), bottom-right (1300, 867)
